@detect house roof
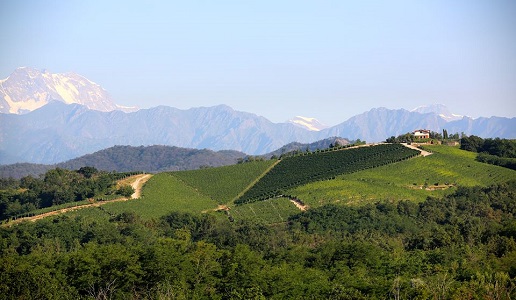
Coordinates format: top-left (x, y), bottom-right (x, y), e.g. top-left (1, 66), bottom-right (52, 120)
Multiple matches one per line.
top-left (413, 129), bottom-right (430, 134)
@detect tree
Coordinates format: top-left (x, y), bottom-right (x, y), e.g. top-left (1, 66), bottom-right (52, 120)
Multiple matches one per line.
top-left (77, 166), bottom-right (98, 178)
top-left (116, 185), bottom-right (134, 198)
top-left (460, 135), bottom-right (484, 152)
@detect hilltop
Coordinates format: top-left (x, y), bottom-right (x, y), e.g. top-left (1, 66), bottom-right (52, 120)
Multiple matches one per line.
top-left (0, 145), bottom-right (246, 179)
top-left (68, 144), bottom-right (515, 224)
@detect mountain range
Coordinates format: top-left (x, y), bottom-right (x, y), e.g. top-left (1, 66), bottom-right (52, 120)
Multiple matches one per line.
top-left (0, 67), bottom-right (136, 114)
top-left (1, 68), bottom-right (515, 165)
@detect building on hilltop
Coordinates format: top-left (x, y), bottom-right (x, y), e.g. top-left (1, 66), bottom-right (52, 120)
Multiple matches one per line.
top-left (412, 129), bottom-right (430, 139)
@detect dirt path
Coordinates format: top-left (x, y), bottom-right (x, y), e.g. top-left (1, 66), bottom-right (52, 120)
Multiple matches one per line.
top-left (401, 143), bottom-right (432, 156)
top-left (289, 198), bottom-right (308, 211)
top-left (2, 174), bottom-right (153, 227)
top-left (129, 174), bottom-right (152, 198)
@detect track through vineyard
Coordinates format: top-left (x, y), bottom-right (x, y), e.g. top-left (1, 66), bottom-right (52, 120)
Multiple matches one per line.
top-left (2, 174), bottom-right (152, 227)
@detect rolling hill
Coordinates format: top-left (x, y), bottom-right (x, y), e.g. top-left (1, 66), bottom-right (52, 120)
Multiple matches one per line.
top-left (3, 143), bottom-right (515, 227)
top-left (94, 144), bottom-right (515, 224)
top-left (0, 145), bottom-right (246, 179)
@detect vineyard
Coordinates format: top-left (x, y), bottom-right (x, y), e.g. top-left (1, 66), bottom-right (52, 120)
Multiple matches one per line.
top-left (235, 144), bottom-right (420, 204)
top-left (103, 173), bottom-right (217, 219)
top-left (170, 160), bottom-right (275, 204)
top-left (289, 145), bottom-right (516, 206)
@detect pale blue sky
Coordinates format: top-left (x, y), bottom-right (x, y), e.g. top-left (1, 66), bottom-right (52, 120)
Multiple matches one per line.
top-left (1, 0), bottom-right (515, 125)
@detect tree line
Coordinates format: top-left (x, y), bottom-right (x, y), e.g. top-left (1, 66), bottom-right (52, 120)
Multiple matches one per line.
top-left (0, 167), bottom-right (137, 221)
top-left (386, 130), bottom-right (460, 144)
top-left (0, 181), bottom-right (514, 299)
top-left (460, 136), bottom-right (516, 170)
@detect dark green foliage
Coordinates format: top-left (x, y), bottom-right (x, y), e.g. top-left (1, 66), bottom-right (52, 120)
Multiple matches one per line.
top-left (0, 182), bottom-right (515, 299)
top-left (461, 136), bottom-right (516, 169)
top-left (477, 153), bottom-right (516, 170)
top-left (116, 185), bottom-right (134, 197)
top-left (461, 136), bottom-right (516, 158)
top-left (0, 145), bottom-right (246, 179)
top-left (236, 144), bottom-right (419, 204)
top-left (386, 130), bottom-right (459, 143)
top-left (0, 168), bottom-right (137, 221)
top-left (0, 178), bottom-right (20, 190)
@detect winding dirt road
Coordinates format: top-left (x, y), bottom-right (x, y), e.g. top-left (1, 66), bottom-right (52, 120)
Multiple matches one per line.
top-left (401, 143), bottom-right (432, 156)
top-left (1, 174), bottom-right (153, 227)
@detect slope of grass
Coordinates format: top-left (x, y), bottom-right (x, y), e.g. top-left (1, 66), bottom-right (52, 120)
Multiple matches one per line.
top-left (229, 197), bottom-right (301, 224)
top-left (289, 145), bottom-right (516, 207)
top-left (171, 160), bottom-right (276, 203)
top-left (59, 145), bottom-right (515, 225)
top-left (102, 173), bottom-right (218, 219)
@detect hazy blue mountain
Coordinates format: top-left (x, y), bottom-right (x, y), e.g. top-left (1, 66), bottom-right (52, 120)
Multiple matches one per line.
top-left (2, 67), bottom-right (514, 165)
top-left (1, 102), bottom-right (515, 165)
top-left (0, 102), bottom-right (319, 164)
top-left (319, 108), bottom-right (447, 142)
top-left (318, 107), bottom-right (515, 142)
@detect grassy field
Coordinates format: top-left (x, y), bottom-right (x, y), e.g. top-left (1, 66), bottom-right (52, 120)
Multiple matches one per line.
top-left (229, 197), bottom-right (301, 224)
top-left (101, 173), bottom-right (218, 219)
top-left (55, 145), bottom-right (515, 224)
top-left (288, 145), bottom-right (516, 207)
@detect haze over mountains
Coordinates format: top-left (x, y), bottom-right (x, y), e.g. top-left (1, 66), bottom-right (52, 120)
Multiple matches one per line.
top-left (1, 68), bottom-right (514, 165)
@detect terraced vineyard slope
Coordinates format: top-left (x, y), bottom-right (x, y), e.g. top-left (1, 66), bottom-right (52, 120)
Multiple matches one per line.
top-left (102, 160), bottom-right (275, 219)
top-left (171, 160), bottom-right (276, 204)
top-left (66, 145), bottom-right (515, 224)
top-left (288, 145), bottom-right (516, 207)
top-left (235, 144), bottom-right (420, 204)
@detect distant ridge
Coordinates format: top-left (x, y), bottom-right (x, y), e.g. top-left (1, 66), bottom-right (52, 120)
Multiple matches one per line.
top-left (0, 145), bottom-right (247, 179)
top-left (1, 102), bottom-right (515, 164)
top-left (411, 104), bottom-right (463, 121)
top-left (263, 137), bottom-right (351, 158)
top-left (0, 67), bottom-right (514, 164)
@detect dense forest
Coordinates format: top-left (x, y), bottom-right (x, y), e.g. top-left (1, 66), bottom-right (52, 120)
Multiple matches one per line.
top-left (0, 167), bottom-right (136, 221)
top-left (460, 136), bottom-right (516, 170)
top-left (1, 181), bottom-right (514, 299)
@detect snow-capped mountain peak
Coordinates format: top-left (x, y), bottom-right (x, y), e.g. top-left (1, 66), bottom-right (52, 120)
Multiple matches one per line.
top-left (0, 67), bottom-right (137, 114)
top-left (411, 104), bottom-right (463, 122)
top-left (288, 116), bottom-right (329, 131)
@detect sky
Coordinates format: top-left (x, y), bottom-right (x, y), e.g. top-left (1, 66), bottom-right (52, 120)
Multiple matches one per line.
top-left (1, 0), bottom-right (515, 125)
